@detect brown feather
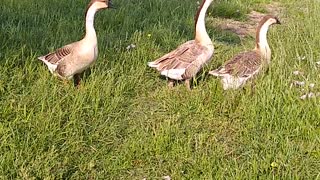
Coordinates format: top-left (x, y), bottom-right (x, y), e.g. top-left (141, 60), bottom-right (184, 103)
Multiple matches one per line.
top-left (152, 40), bottom-right (210, 79)
top-left (221, 51), bottom-right (262, 77)
top-left (194, 0), bottom-right (206, 37)
top-left (43, 46), bottom-right (72, 64)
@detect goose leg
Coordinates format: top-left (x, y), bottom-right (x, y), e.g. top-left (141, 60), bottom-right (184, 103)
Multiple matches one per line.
top-left (185, 79), bottom-right (191, 90)
top-left (62, 79), bottom-right (69, 86)
top-left (168, 79), bottom-right (175, 88)
top-left (250, 81), bottom-right (256, 96)
top-left (73, 74), bottom-right (81, 87)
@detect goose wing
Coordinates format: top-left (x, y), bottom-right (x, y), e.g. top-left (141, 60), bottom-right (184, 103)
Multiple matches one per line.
top-left (210, 51), bottom-right (261, 78)
top-left (148, 40), bottom-right (209, 80)
top-left (38, 44), bottom-right (73, 65)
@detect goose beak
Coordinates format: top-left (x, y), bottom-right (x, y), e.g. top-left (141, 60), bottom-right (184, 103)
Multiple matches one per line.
top-left (108, 1), bottom-right (115, 9)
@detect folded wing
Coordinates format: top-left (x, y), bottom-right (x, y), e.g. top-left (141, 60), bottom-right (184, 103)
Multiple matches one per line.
top-left (38, 45), bottom-right (73, 74)
top-left (210, 51), bottom-right (261, 78)
top-left (148, 40), bottom-right (208, 80)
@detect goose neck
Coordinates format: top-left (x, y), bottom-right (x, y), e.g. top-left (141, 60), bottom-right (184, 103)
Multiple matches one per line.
top-left (255, 22), bottom-right (271, 62)
top-left (84, 5), bottom-right (98, 40)
top-left (195, 0), bottom-right (212, 46)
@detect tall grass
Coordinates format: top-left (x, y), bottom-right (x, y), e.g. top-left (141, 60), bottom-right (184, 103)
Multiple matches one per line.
top-left (0, 0), bottom-right (319, 179)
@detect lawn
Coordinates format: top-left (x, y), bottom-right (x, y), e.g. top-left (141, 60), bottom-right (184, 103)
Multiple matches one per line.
top-left (0, 0), bottom-right (319, 179)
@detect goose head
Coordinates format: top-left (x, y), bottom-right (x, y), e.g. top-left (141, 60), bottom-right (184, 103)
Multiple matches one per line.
top-left (87, 0), bottom-right (114, 12)
top-left (260, 15), bottom-right (281, 27)
top-left (195, 0), bottom-right (214, 11)
top-left (255, 15), bottom-right (281, 45)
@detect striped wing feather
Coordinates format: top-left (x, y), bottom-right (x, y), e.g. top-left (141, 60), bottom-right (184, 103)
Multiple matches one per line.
top-left (219, 51), bottom-right (261, 77)
top-left (42, 45), bottom-right (73, 64)
top-left (153, 40), bottom-right (206, 71)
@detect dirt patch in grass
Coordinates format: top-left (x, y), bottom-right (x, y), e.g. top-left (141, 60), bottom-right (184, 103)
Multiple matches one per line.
top-left (212, 2), bottom-right (283, 38)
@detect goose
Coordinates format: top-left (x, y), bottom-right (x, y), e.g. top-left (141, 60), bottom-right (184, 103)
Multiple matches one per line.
top-left (209, 15), bottom-right (281, 90)
top-left (148, 0), bottom-right (214, 90)
top-left (38, 0), bottom-right (114, 86)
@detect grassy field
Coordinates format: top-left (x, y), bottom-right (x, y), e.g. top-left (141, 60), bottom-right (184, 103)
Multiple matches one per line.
top-left (0, 0), bottom-right (319, 179)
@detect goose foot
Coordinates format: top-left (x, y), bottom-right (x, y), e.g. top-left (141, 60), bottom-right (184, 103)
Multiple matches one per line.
top-left (185, 79), bottom-right (191, 90)
top-left (168, 80), bottom-right (175, 88)
top-left (74, 74), bottom-right (81, 87)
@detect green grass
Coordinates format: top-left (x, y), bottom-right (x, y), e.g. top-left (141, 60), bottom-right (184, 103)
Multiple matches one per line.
top-left (210, 0), bottom-right (275, 20)
top-left (211, 0), bottom-right (250, 20)
top-left (0, 0), bottom-right (319, 179)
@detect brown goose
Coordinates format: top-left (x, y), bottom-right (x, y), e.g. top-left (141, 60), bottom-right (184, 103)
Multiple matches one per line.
top-left (209, 15), bottom-right (281, 90)
top-left (148, 0), bottom-right (214, 90)
top-left (38, 0), bottom-right (114, 86)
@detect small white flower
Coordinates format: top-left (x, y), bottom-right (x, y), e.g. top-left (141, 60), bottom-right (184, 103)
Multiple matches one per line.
top-left (163, 176), bottom-right (171, 180)
top-left (298, 56), bottom-right (306, 61)
top-left (309, 83), bottom-right (315, 88)
top-left (316, 61), bottom-right (320, 65)
top-left (293, 70), bottom-right (301, 75)
top-left (300, 92), bottom-right (320, 100)
top-left (292, 81), bottom-right (305, 87)
top-left (308, 92), bottom-right (315, 98)
top-left (300, 94), bottom-right (307, 100)
top-left (196, 1), bottom-right (200, 5)
top-left (126, 44), bottom-right (136, 50)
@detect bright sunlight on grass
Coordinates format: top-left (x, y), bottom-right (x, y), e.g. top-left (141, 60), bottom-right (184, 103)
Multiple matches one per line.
top-left (0, 0), bottom-right (319, 179)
